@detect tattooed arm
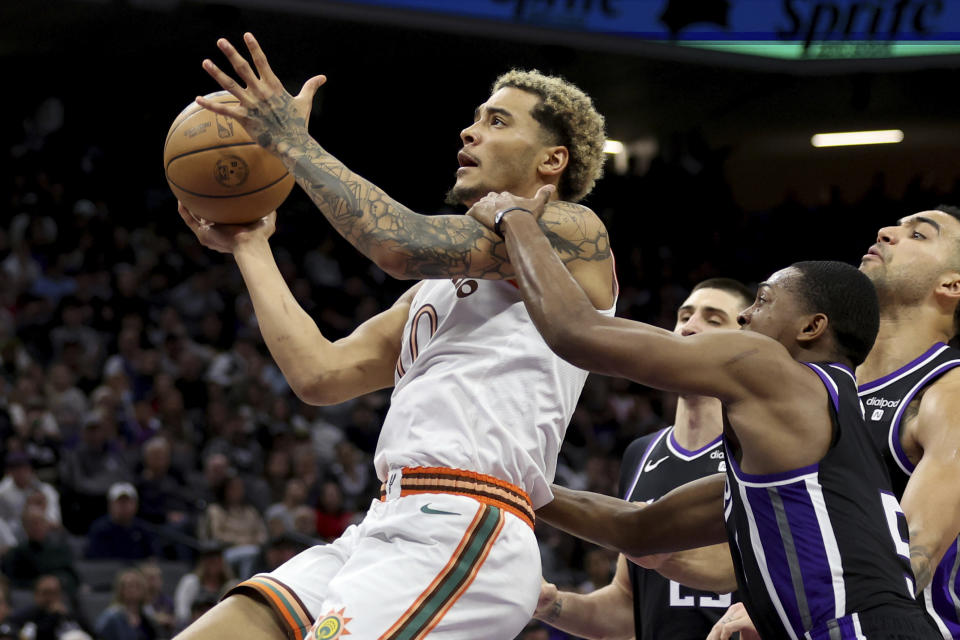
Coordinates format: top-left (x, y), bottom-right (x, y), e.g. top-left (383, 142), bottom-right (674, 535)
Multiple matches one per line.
top-left (194, 34), bottom-right (614, 308)
top-left (899, 368), bottom-right (960, 593)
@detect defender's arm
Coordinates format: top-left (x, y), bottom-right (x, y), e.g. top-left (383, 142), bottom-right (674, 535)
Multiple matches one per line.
top-left (536, 475), bottom-right (728, 559)
top-left (497, 210), bottom-right (781, 401)
top-left (900, 369), bottom-right (960, 592)
top-left (534, 557), bottom-right (635, 640)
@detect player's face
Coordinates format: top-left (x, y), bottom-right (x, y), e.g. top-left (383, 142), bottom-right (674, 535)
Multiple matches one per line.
top-left (860, 210), bottom-right (960, 304)
top-left (736, 268), bottom-right (804, 346)
top-left (674, 288), bottom-right (745, 336)
top-left (447, 87), bottom-right (553, 207)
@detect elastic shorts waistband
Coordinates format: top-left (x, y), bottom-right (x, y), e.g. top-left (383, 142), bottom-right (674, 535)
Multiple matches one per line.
top-left (379, 466), bottom-right (535, 529)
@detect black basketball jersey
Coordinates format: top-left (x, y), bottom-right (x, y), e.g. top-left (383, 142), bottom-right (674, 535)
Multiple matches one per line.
top-left (859, 342), bottom-right (960, 639)
top-left (723, 362), bottom-right (922, 640)
top-left (619, 426), bottom-right (735, 640)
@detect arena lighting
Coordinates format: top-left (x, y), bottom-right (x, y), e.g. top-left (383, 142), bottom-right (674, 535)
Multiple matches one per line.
top-left (603, 139), bottom-right (625, 154)
top-left (811, 129), bottom-right (904, 148)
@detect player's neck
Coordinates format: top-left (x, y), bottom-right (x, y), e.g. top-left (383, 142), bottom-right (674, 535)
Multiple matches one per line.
top-left (673, 395), bottom-right (723, 451)
top-left (857, 303), bottom-right (952, 383)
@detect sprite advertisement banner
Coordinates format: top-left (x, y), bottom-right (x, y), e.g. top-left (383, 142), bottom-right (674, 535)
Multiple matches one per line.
top-left (308, 0), bottom-right (960, 59)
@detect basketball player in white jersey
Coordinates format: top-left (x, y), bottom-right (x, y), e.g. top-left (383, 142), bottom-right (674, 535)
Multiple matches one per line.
top-left (175, 33), bottom-right (616, 640)
top-left (534, 278), bottom-right (752, 640)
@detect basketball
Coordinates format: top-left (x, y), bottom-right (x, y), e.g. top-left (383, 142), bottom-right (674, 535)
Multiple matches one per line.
top-left (163, 91), bottom-right (295, 225)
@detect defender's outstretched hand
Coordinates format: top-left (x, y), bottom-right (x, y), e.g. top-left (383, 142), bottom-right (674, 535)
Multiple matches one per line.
top-left (196, 32), bottom-right (326, 152)
top-left (178, 202), bottom-right (276, 254)
top-left (467, 184), bottom-right (555, 233)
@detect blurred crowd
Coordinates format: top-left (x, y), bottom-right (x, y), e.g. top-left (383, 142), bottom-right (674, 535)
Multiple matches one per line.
top-left (3, 94), bottom-right (960, 640)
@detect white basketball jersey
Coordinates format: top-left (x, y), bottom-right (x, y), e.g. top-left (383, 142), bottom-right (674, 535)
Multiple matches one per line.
top-left (374, 277), bottom-right (616, 509)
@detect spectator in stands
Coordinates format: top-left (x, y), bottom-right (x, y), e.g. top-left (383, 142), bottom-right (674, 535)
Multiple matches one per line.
top-left (328, 441), bottom-right (370, 510)
top-left (8, 575), bottom-right (88, 640)
top-left (95, 568), bottom-right (157, 640)
top-left (172, 543), bottom-right (234, 630)
top-left (250, 533), bottom-right (306, 576)
top-left (85, 483), bottom-right (155, 560)
top-left (134, 437), bottom-right (193, 530)
top-left (137, 563), bottom-right (173, 640)
top-left (191, 453), bottom-right (229, 513)
top-left (263, 478), bottom-right (306, 537)
top-left (0, 452), bottom-right (60, 529)
top-left (198, 475), bottom-right (266, 579)
top-left (44, 363), bottom-right (88, 448)
top-left (1, 505), bottom-right (78, 595)
top-left (313, 481), bottom-right (352, 542)
top-left (59, 414), bottom-right (131, 534)
top-left (260, 450), bottom-right (291, 506)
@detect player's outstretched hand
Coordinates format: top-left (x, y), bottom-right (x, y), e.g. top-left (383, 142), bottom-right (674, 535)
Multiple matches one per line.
top-left (466, 184), bottom-right (555, 232)
top-left (196, 32), bottom-right (326, 153)
top-left (178, 201), bottom-right (276, 254)
top-left (706, 602), bottom-right (760, 640)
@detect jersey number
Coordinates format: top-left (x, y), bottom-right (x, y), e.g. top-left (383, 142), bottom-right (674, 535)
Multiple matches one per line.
top-left (880, 491), bottom-right (915, 597)
top-left (669, 581), bottom-right (731, 608)
top-left (396, 304), bottom-right (438, 379)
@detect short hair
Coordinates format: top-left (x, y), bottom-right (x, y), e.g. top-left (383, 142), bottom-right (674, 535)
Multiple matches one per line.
top-left (492, 70), bottom-right (606, 203)
top-left (790, 261), bottom-right (880, 367)
top-left (691, 277), bottom-right (755, 311)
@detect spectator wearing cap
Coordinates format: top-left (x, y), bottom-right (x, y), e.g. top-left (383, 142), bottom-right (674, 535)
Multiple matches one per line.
top-left (1, 505), bottom-right (78, 595)
top-left (84, 483), bottom-right (155, 560)
top-left (0, 452), bottom-right (61, 530)
top-left (94, 568), bottom-right (157, 640)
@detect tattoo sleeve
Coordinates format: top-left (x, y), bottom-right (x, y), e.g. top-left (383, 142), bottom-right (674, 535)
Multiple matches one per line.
top-left (260, 98), bottom-right (609, 279)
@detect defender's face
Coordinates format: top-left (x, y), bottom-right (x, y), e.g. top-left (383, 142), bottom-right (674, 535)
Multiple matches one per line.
top-left (737, 268), bottom-right (804, 346)
top-left (861, 210), bottom-right (960, 300)
top-left (449, 87), bottom-right (551, 206)
top-left (674, 288), bottom-right (745, 336)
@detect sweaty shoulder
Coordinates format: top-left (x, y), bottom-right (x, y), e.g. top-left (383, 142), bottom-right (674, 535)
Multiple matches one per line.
top-left (540, 201), bottom-right (614, 310)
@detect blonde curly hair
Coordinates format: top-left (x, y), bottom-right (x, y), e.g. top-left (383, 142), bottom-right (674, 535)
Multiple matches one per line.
top-left (493, 69), bottom-right (606, 203)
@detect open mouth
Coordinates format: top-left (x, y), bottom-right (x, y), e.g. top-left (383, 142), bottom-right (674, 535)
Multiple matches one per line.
top-left (457, 151), bottom-right (479, 168)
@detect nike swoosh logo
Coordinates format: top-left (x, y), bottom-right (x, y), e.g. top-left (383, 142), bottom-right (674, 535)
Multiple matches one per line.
top-left (421, 504), bottom-right (460, 516)
top-left (644, 456), bottom-right (669, 472)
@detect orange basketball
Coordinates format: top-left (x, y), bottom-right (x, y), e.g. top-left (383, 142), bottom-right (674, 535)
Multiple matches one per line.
top-left (163, 91), bottom-right (295, 225)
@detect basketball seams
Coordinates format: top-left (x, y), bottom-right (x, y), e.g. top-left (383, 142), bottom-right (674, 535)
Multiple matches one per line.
top-left (163, 140), bottom-right (259, 170)
top-left (166, 173), bottom-right (293, 199)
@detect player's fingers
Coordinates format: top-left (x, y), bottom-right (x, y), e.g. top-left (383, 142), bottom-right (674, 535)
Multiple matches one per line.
top-left (200, 60), bottom-right (250, 108)
top-left (177, 203), bottom-right (214, 236)
top-left (217, 37), bottom-right (262, 89)
top-left (242, 33), bottom-right (278, 86)
top-left (194, 93), bottom-right (247, 124)
top-left (532, 184), bottom-right (555, 211)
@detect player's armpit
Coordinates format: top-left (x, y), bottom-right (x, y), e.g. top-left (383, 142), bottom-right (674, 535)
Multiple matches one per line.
top-left (899, 368), bottom-right (960, 591)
